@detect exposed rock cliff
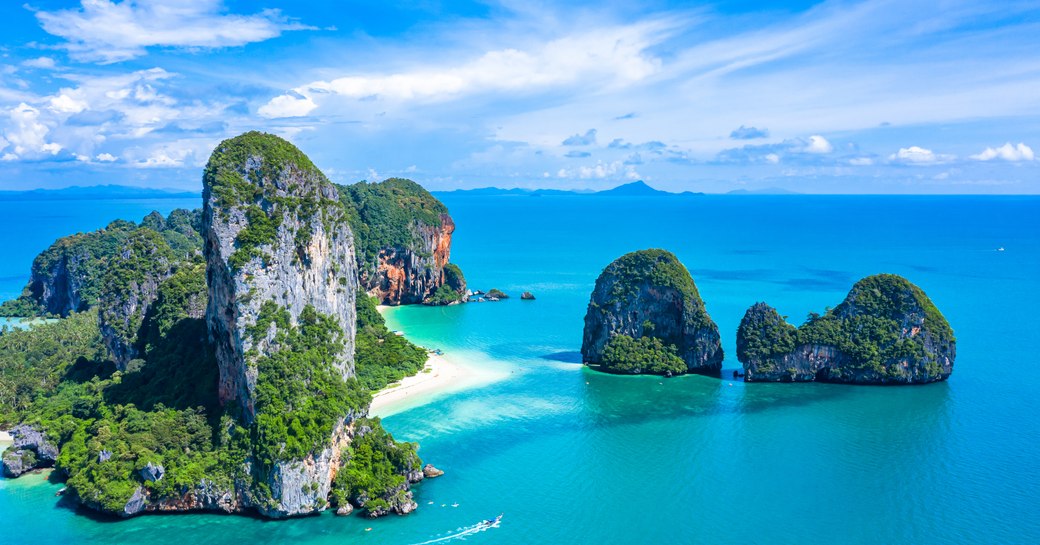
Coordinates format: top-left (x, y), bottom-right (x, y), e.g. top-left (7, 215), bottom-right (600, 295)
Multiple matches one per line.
top-left (737, 274), bottom-right (955, 384)
top-left (337, 178), bottom-right (464, 305)
top-left (203, 131), bottom-right (362, 518)
top-left (2, 424), bottom-right (59, 477)
top-left (581, 249), bottom-right (723, 375)
top-left (203, 131), bottom-right (358, 421)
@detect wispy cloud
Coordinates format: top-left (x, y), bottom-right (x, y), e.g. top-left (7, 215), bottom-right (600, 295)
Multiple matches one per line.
top-left (259, 20), bottom-right (673, 118)
top-left (730, 125), bottom-right (769, 139)
top-left (562, 129), bottom-right (597, 146)
top-left (33, 0), bottom-right (313, 63)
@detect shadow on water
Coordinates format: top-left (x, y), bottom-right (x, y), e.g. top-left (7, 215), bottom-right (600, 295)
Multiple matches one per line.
top-left (541, 351), bottom-right (583, 363)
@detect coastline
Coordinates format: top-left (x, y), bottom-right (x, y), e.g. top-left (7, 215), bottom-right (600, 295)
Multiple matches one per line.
top-left (369, 306), bottom-right (511, 417)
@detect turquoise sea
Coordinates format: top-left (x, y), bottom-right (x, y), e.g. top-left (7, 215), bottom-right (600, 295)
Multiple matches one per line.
top-left (1, 194), bottom-right (1038, 544)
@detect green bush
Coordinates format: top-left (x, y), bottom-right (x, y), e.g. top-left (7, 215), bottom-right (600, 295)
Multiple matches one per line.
top-left (600, 334), bottom-right (686, 375)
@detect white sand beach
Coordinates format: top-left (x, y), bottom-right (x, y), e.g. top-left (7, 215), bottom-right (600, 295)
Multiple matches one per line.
top-left (369, 350), bottom-right (511, 417)
top-left (368, 306), bottom-right (512, 417)
top-left (0, 429), bottom-right (12, 446)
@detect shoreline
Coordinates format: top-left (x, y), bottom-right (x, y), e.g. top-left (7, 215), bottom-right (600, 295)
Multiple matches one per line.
top-left (369, 306), bottom-right (511, 417)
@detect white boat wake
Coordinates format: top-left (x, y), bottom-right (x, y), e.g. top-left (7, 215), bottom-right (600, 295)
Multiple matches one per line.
top-left (409, 517), bottom-right (502, 545)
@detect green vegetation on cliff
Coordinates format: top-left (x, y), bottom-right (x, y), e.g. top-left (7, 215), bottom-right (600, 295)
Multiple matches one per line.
top-left (331, 417), bottom-right (421, 513)
top-left (600, 334), bottom-right (686, 375)
top-left (796, 274), bottom-right (954, 376)
top-left (736, 303), bottom-right (797, 368)
top-left (337, 178), bottom-right (448, 269)
top-left (737, 274), bottom-right (956, 383)
top-left (603, 249), bottom-right (702, 306)
top-left (0, 210), bottom-right (202, 318)
top-left (248, 302), bottom-right (369, 465)
top-left (204, 131), bottom-right (343, 271)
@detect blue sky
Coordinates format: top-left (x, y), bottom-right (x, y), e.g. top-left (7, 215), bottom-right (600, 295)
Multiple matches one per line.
top-left (0, 0), bottom-right (1038, 193)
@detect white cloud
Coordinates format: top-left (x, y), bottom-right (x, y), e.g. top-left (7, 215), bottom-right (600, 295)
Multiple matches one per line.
top-left (562, 129), bottom-right (597, 146)
top-left (2, 103), bottom-right (62, 158)
top-left (34, 0), bottom-right (314, 63)
top-left (849, 157), bottom-right (874, 166)
top-left (260, 22), bottom-right (669, 118)
top-left (22, 57), bottom-right (57, 69)
top-left (96, 152), bottom-right (117, 162)
top-left (970, 142), bottom-right (1034, 161)
top-left (765, 153), bottom-right (780, 164)
top-left (258, 92), bottom-right (317, 119)
top-left (49, 92), bottom-right (88, 114)
top-left (889, 146), bottom-right (954, 165)
top-left (804, 135), bottom-right (833, 154)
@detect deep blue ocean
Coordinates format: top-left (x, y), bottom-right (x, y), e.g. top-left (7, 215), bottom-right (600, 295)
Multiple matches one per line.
top-left (1, 193), bottom-right (1038, 544)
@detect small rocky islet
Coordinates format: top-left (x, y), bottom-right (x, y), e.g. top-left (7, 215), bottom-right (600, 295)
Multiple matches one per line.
top-left (581, 250), bottom-right (955, 384)
top-left (0, 131), bottom-right (469, 519)
top-left (581, 249), bottom-right (724, 376)
top-left (736, 274), bottom-right (955, 384)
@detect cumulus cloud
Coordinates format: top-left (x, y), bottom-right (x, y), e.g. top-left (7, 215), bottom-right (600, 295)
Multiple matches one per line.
top-left (2, 103), bottom-right (63, 159)
top-left (96, 152), bottom-right (117, 162)
top-left (33, 0), bottom-right (314, 63)
top-left (260, 22), bottom-right (668, 117)
top-left (803, 135), bottom-right (833, 154)
top-left (889, 146), bottom-right (954, 165)
top-left (730, 125), bottom-right (769, 139)
top-left (970, 142), bottom-right (1034, 161)
top-left (562, 129), bottom-right (597, 146)
top-left (257, 92), bottom-right (317, 119)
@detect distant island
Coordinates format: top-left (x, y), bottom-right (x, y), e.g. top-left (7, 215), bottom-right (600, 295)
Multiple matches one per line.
top-left (0, 184), bottom-right (201, 200)
top-left (435, 180), bottom-right (704, 198)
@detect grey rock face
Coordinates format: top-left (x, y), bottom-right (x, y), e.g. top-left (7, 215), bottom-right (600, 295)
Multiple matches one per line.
top-left (581, 249), bottom-right (723, 374)
top-left (2, 424), bottom-right (59, 477)
top-left (140, 462), bottom-right (165, 482)
top-left (203, 136), bottom-right (358, 422)
top-left (123, 488), bottom-right (147, 517)
top-left (255, 418), bottom-right (354, 518)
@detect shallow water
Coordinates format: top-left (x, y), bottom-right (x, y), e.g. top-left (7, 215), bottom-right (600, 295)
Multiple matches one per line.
top-left (1, 194), bottom-right (1038, 544)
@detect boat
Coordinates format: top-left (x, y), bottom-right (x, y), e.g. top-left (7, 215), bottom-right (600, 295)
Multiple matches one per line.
top-left (998, 247), bottom-right (1005, 252)
top-left (478, 514), bottom-right (504, 529)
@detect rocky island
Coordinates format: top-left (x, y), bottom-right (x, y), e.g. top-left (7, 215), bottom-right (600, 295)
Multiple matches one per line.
top-left (0, 131), bottom-right (464, 519)
top-left (736, 274), bottom-right (955, 384)
top-left (581, 249), bottom-right (723, 375)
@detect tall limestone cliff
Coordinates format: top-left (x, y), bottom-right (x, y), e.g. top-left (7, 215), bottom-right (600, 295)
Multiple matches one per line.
top-left (203, 131), bottom-right (360, 517)
top-left (581, 249), bottom-right (723, 375)
top-left (737, 274), bottom-right (955, 384)
top-left (203, 131), bottom-right (358, 420)
top-left (337, 178), bottom-right (465, 305)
